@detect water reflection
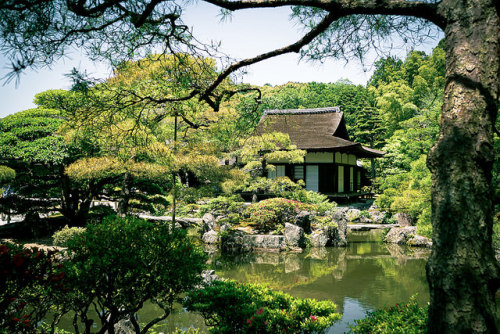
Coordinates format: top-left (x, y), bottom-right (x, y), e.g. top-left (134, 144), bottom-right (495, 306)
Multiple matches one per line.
top-left (207, 230), bottom-right (430, 332)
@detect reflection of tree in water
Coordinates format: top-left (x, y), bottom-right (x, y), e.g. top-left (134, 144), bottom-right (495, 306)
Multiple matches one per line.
top-left (209, 232), bottom-right (430, 315)
top-left (212, 251), bottom-right (339, 290)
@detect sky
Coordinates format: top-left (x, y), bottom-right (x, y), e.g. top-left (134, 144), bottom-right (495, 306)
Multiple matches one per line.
top-left (0, 3), bottom-right (440, 118)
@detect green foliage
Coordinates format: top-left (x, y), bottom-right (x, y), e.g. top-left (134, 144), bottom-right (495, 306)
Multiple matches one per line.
top-left (60, 215), bottom-right (207, 333)
top-left (52, 225), bottom-right (86, 246)
top-left (349, 295), bottom-right (427, 333)
top-left (230, 176), bottom-right (303, 197)
top-left (0, 108), bottom-right (69, 164)
top-left (184, 280), bottom-right (340, 334)
top-left (376, 155), bottom-right (431, 235)
top-left (286, 190), bottom-right (337, 215)
top-left (237, 132), bottom-right (306, 177)
top-left (246, 198), bottom-right (316, 232)
top-left (0, 243), bottom-right (63, 333)
top-left (313, 216), bottom-right (337, 228)
top-left (0, 166), bottom-right (15, 186)
top-left (199, 195), bottom-right (246, 216)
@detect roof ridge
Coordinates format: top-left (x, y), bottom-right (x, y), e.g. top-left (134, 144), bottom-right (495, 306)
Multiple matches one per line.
top-left (263, 107), bottom-right (341, 115)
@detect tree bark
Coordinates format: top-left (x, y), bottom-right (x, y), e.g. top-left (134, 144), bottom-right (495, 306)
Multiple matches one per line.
top-left (117, 172), bottom-right (131, 217)
top-left (426, 1), bottom-right (500, 332)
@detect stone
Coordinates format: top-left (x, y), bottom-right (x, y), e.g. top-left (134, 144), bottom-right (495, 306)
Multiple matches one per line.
top-left (369, 210), bottom-right (385, 224)
top-left (201, 269), bottom-right (219, 285)
top-left (310, 229), bottom-right (329, 247)
top-left (384, 226), bottom-right (417, 244)
top-left (284, 223), bottom-right (305, 247)
top-left (202, 230), bottom-right (219, 244)
top-left (334, 217), bottom-right (348, 247)
top-left (220, 223), bottom-right (231, 233)
top-left (346, 209), bottom-right (361, 222)
top-left (294, 211), bottom-right (311, 233)
top-left (395, 212), bottom-right (415, 226)
top-left (408, 235), bottom-right (432, 248)
top-left (358, 214), bottom-right (372, 224)
top-left (202, 213), bottom-right (217, 234)
top-left (105, 314), bottom-right (136, 334)
top-left (249, 235), bottom-right (286, 249)
top-left (332, 207), bottom-right (349, 224)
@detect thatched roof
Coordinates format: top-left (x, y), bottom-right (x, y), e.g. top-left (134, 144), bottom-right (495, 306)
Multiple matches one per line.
top-left (255, 107), bottom-right (384, 158)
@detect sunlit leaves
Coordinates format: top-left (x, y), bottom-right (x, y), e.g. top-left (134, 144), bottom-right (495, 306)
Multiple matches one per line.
top-left (0, 166), bottom-right (15, 186)
top-left (66, 157), bottom-right (173, 183)
top-left (237, 132), bottom-right (306, 176)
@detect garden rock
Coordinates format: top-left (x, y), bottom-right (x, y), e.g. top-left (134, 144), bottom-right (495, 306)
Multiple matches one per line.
top-left (220, 230), bottom-right (252, 252)
top-left (249, 235), bottom-right (286, 249)
top-left (201, 269), bottom-right (219, 284)
top-left (395, 213), bottom-right (415, 226)
top-left (408, 235), bottom-right (432, 248)
top-left (105, 314), bottom-right (136, 334)
top-left (294, 211), bottom-right (311, 233)
top-left (202, 213), bottom-right (217, 233)
top-left (335, 218), bottom-right (348, 246)
top-left (347, 209), bottom-right (361, 222)
top-left (369, 210), bottom-right (385, 224)
top-left (284, 223), bottom-right (305, 247)
top-left (358, 214), bottom-right (372, 224)
top-left (332, 207), bottom-right (349, 224)
top-left (384, 226), bottom-right (417, 244)
top-left (311, 229), bottom-right (329, 247)
top-left (202, 230), bottom-right (219, 244)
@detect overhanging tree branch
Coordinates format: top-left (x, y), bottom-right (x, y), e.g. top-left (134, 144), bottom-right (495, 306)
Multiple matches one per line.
top-left (203, 0), bottom-right (444, 28)
top-left (200, 11), bottom-right (338, 104)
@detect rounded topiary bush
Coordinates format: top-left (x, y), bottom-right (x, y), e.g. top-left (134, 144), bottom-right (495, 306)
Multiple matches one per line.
top-left (245, 198), bottom-right (316, 232)
top-left (52, 225), bottom-right (86, 246)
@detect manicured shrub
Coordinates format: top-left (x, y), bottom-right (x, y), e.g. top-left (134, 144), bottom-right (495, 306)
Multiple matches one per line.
top-left (0, 242), bottom-right (63, 334)
top-left (60, 215), bottom-right (207, 333)
top-left (245, 198), bottom-right (316, 232)
top-left (184, 280), bottom-right (340, 334)
top-left (199, 195), bottom-right (246, 216)
top-left (349, 296), bottom-right (427, 333)
top-left (286, 190), bottom-right (337, 214)
top-left (52, 225), bottom-right (86, 246)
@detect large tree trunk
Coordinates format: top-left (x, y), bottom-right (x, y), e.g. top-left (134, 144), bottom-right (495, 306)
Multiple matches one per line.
top-left (427, 1), bottom-right (500, 332)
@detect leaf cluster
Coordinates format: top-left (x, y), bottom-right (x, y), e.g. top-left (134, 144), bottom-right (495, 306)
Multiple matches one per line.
top-left (184, 280), bottom-right (340, 334)
top-left (59, 215), bottom-right (207, 333)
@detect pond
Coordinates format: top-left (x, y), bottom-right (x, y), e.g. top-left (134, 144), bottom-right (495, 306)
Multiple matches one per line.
top-left (168, 230), bottom-right (429, 333)
top-left (52, 230), bottom-right (431, 333)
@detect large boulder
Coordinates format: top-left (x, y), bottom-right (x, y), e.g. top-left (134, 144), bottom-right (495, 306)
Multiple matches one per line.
top-left (220, 230), bottom-right (252, 253)
top-left (346, 209), bottom-right (361, 222)
top-left (310, 222), bottom-right (347, 247)
top-left (395, 213), bottom-right (415, 226)
top-left (284, 223), bottom-right (305, 248)
top-left (249, 235), bottom-right (286, 250)
top-left (202, 230), bottom-right (219, 244)
top-left (294, 211), bottom-right (312, 233)
top-left (310, 229), bottom-right (329, 247)
top-left (334, 217), bottom-right (348, 247)
top-left (202, 213), bottom-right (217, 234)
top-left (384, 226), bottom-right (417, 244)
top-left (369, 210), bottom-right (385, 224)
top-left (332, 207), bottom-right (349, 225)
